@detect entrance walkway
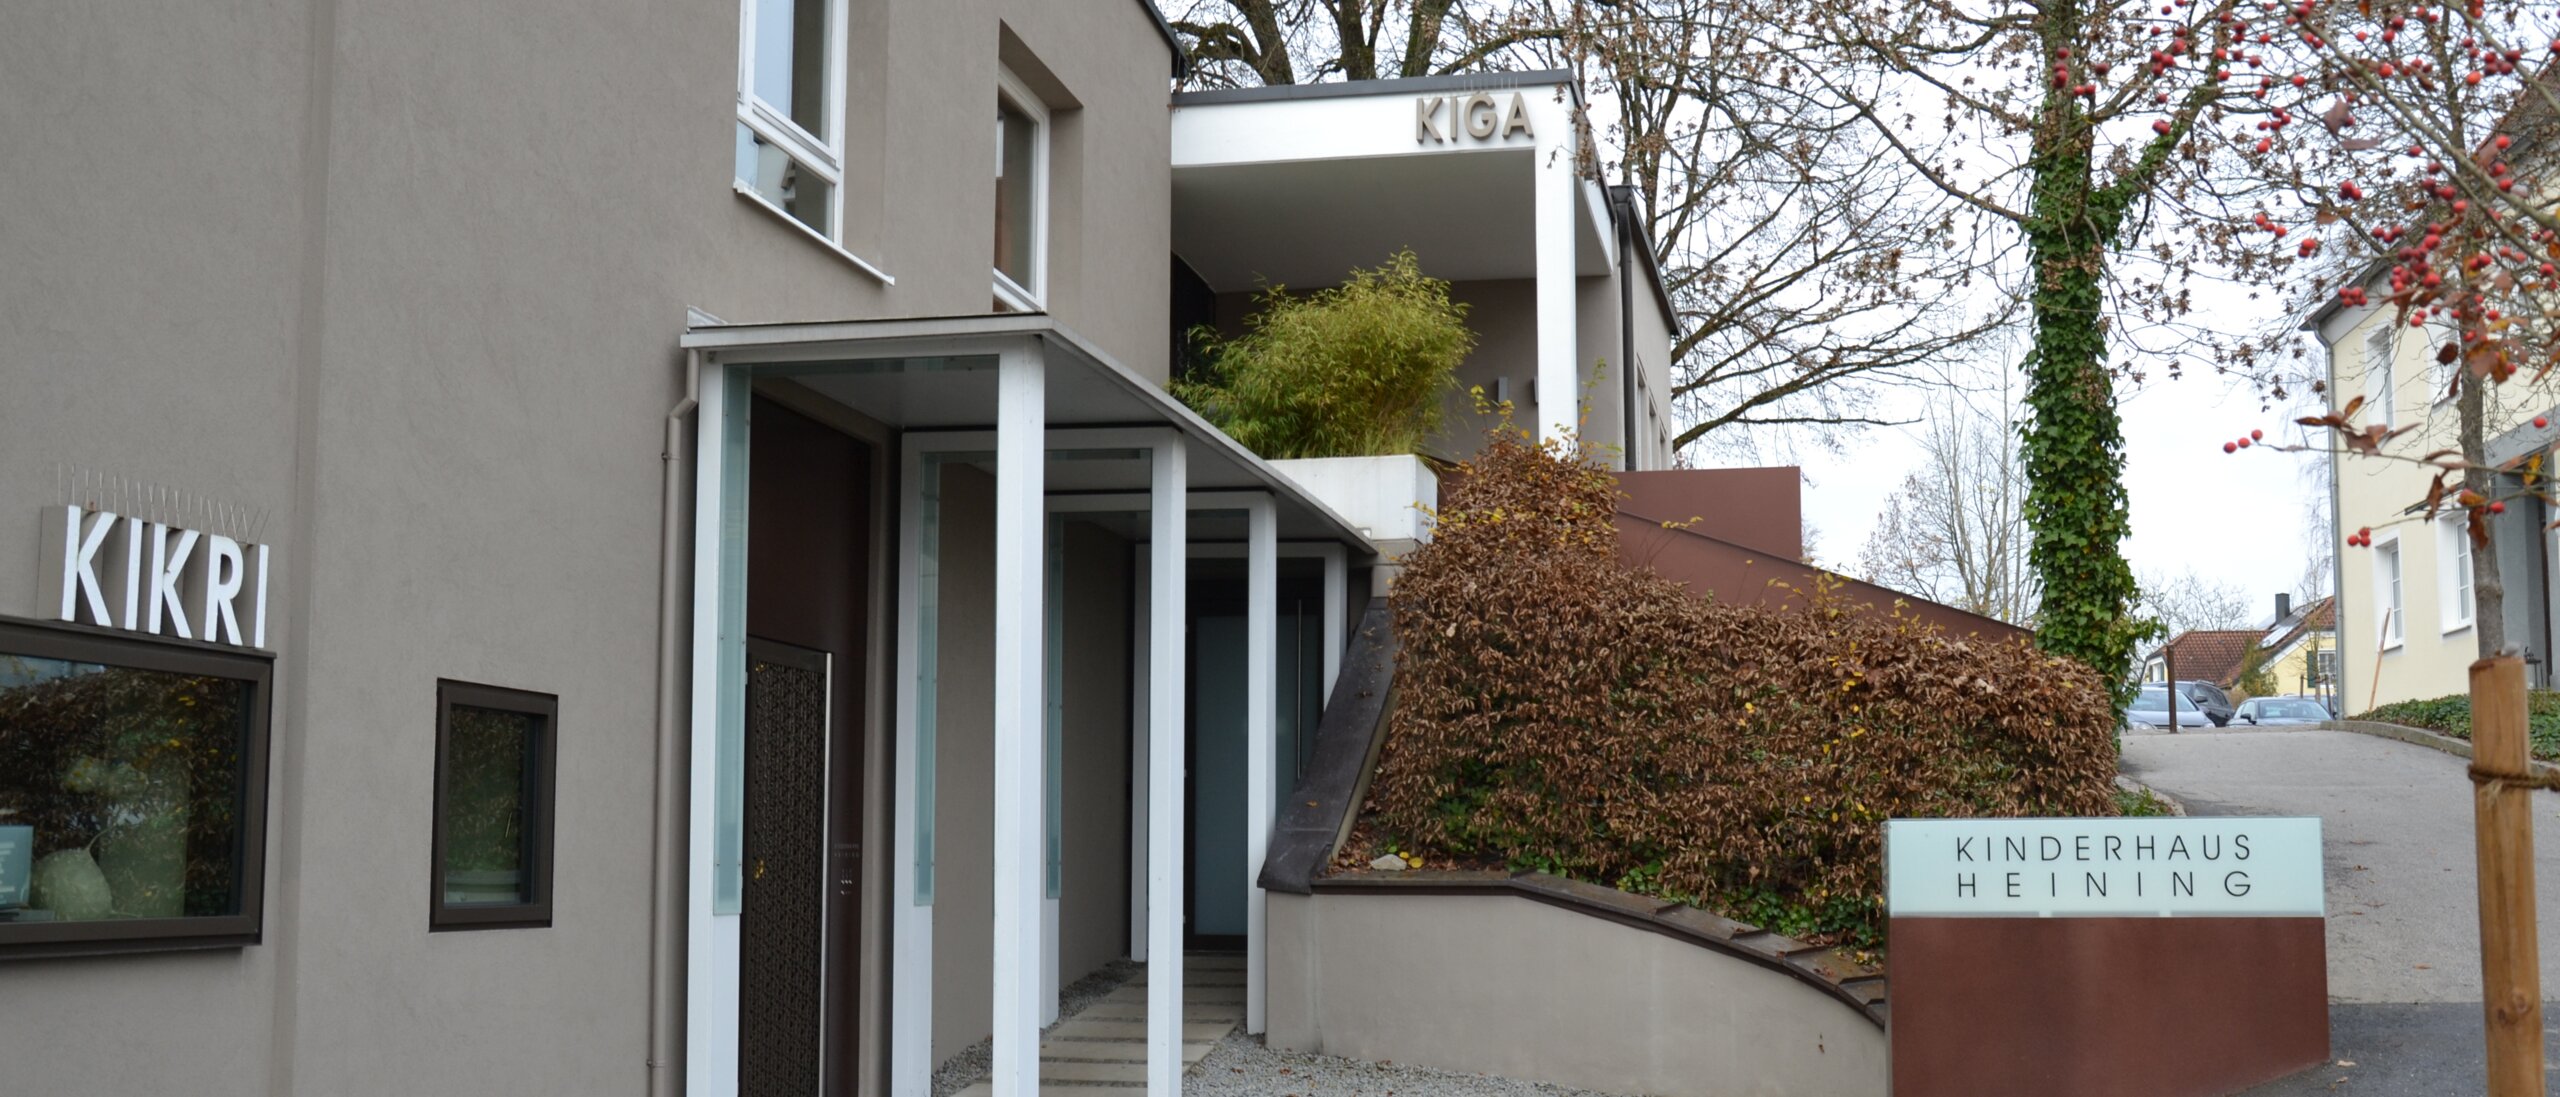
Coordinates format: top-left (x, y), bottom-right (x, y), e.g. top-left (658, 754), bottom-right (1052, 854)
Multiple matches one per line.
top-left (2119, 726), bottom-right (2560, 1094)
top-left (954, 954), bottom-right (1244, 1095)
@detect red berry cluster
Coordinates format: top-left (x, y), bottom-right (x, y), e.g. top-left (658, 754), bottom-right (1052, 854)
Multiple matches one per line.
top-left (2348, 526), bottom-right (2374, 547)
top-left (2220, 428), bottom-right (2267, 453)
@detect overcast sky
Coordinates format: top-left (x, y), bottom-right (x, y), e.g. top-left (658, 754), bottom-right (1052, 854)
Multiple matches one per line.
top-left (1792, 359), bottom-right (2329, 629)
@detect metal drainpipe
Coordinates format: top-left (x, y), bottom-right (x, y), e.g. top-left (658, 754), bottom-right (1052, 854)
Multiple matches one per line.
top-left (2326, 337), bottom-right (2348, 714)
top-left (1612, 185), bottom-right (1639, 470)
top-left (649, 349), bottom-right (701, 1097)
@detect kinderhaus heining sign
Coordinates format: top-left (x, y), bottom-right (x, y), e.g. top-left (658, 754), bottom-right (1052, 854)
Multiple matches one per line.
top-left (1885, 817), bottom-right (2324, 917)
top-left (39, 503), bottom-right (273, 650)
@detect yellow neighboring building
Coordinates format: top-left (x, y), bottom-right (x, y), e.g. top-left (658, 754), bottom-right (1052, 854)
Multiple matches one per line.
top-left (2310, 283), bottom-right (2560, 712)
top-left (2254, 597), bottom-right (2338, 704)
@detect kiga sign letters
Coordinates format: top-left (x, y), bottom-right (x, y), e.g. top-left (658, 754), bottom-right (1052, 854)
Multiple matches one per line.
top-left (38, 504), bottom-right (272, 650)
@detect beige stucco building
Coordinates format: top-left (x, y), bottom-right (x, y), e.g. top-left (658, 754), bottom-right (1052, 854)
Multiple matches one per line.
top-left (0, 2), bottom-right (1679, 1095)
top-left (2312, 281), bottom-right (2560, 711)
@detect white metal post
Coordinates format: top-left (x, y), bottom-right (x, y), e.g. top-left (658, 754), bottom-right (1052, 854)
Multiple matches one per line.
top-left (685, 367), bottom-right (738, 1097)
top-left (1534, 141), bottom-right (1579, 448)
top-left (1319, 546), bottom-right (1345, 701)
top-left (1128, 560), bottom-right (1151, 963)
top-left (990, 346), bottom-right (1046, 1097)
top-left (890, 439), bottom-right (934, 1097)
top-left (1244, 497), bottom-right (1276, 1036)
top-left (1147, 438), bottom-right (1189, 1097)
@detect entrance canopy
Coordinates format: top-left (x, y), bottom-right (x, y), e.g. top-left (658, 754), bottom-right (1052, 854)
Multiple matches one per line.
top-left (681, 313), bottom-right (1376, 548)
top-left (678, 311), bottom-right (1358, 1097)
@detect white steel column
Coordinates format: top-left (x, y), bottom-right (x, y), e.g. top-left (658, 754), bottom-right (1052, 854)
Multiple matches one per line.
top-left (889, 441), bottom-right (934, 1097)
top-left (1319, 546), bottom-right (1345, 700)
top-left (1534, 139), bottom-right (1579, 448)
top-left (990, 346), bottom-right (1046, 1097)
top-left (1146, 439), bottom-right (1189, 1097)
top-left (1128, 560), bottom-right (1151, 962)
top-left (684, 367), bottom-right (738, 1096)
top-left (1244, 497), bottom-right (1276, 1035)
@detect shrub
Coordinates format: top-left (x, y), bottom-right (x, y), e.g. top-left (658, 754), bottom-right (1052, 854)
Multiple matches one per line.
top-left (1173, 249), bottom-right (1473, 458)
top-left (2362, 691), bottom-right (2560, 761)
top-left (1356, 428), bottom-right (2122, 951)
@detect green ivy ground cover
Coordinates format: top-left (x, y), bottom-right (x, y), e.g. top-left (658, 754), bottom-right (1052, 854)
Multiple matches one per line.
top-left (2359, 692), bottom-right (2560, 761)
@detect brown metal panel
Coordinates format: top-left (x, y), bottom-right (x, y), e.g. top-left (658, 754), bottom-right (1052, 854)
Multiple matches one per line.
top-left (1613, 468), bottom-right (1804, 560)
top-left (1889, 916), bottom-right (2329, 1097)
top-left (741, 644), bottom-right (830, 1097)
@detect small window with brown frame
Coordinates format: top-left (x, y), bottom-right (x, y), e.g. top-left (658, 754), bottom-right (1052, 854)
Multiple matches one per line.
top-left (431, 680), bottom-right (556, 930)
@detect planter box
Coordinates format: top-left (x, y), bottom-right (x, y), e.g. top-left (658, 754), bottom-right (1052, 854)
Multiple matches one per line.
top-left (1271, 455), bottom-right (1437, 545)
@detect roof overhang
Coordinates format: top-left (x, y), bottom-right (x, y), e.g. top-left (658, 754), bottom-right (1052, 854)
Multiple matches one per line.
top-left (1169, 71), bottom-right (1617, 292)
top-left (681, 313), bottom-right (1377, 549)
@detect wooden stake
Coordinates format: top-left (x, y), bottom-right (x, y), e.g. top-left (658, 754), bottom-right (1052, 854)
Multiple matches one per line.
top-left (2467, 654), bottom-right (2545, 1097)
top-left (2368, 607), bottom-right (2394, 715)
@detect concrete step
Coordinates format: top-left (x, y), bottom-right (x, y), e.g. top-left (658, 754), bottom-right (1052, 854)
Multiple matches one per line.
top-left (953, 1085), bottom-right (1147, 1097)
top-left (1078, 1002), bottom-right (1242, 1023)
top-left (1037, 1039), bottom-right (1216, 1065)
top-left (1042, 1059), bottom-right (1149, 1084)
top-left (1096, 984), bottom-right (1243, 1005)
top-left (1050, 1019), bottom-right (1232, 1042)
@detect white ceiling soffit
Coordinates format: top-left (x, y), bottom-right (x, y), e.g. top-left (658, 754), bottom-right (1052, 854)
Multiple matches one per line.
top-left (1172, 84), bottom-right (1611, 291)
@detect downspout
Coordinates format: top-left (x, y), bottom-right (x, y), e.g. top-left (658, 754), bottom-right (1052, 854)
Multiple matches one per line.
top-left (650, 349), bottom-right (703, 1097)
top-left (1612, 186), bottom-right (1639, 470)
top-left (2327, 339), bottom-right (2348, 715)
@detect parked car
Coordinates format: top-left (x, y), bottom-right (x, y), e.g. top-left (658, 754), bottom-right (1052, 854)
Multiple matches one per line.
top-left (2170, 679), bottom-right (2236, 726)
top-left (2128, 685), bottom-right (2215, 729)
top-left (2286, 693), bottom-right (2340, 717)
top-left (2234, 696), bottom-right (2331, 726)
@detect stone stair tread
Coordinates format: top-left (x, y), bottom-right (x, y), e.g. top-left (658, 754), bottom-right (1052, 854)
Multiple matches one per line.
top-left (1079, 1004), bottom-right (1241, 1023)
top-left (1042, 1060), bottom-right (1150, 1083)
top-left (1051, 1019), bottom-right (1233, 1042)
top-left (1037, 1039), bottom-right (1217, 1064)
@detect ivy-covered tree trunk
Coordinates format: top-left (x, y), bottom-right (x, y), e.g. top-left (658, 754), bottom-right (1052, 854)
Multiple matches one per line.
top-left (2022, 10), bottom-right (2148, 708)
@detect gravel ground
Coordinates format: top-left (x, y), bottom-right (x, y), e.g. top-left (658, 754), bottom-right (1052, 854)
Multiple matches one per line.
top-left (1188, 1031), bottom-right (1635, 1097)
top-left (929, 959), bottom-right (1146, 1097)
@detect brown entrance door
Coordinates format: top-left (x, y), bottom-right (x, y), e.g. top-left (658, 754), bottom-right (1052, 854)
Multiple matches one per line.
top-left (745, 395), bottom-right (873, 1096)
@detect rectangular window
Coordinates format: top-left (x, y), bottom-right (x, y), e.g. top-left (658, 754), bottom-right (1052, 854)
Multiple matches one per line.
top-left (2375, 538), bottom-right (2405, 647)
top-left (735, 0), bottom-right (846, 239)
top-left (2427, 319), bottom-right (2457, 406)
top-left (2441, 517), bottom-right (2475, 632)
top-left (993, 70), bottom-right (1049, 311)
top-left (2312, 649), bottom-right (2338, 681)
top-left (0, 619), bottom-right (270, 959)
top-left (431, 681), bottom-right (556, 930)
top-left (2364, 325), bottom-right (2396, 429)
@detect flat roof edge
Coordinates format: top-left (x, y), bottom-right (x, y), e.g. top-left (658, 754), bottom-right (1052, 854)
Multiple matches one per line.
top-left (1173, 68), bottom-right (1576, 107)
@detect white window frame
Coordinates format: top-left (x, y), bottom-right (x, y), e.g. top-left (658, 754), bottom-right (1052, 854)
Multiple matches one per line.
top-left (2438, 514), bottom-right (2475, 633)
top-left (2426, 317), bottom-right (2458, 408)
top-left (2373, 533), bottom-right (2405, 649)
top-left (733, 0), bottom-right (897, 286)
top-left (2364, 324), bottom-right (2396, 429)
top-left (992, 68), bottom-right (1051, 312)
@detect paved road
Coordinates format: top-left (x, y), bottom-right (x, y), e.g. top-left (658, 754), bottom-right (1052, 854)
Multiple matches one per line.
top-left (2120, 727), bottom-right (2560, 1093)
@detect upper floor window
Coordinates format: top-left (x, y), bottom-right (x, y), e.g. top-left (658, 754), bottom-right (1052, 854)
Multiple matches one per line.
top-left (2364, 324), bottom-right (2395, 429)
top-left (0, 619), bottom-right (272, 959)
top-left (993, 70), bottom-right (1050, 311)
top-left (735, 0), bottom-right (846, 239)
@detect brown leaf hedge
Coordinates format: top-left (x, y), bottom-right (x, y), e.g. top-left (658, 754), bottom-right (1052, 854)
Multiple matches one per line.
top-left (1361, 429), bottom-right (2121, 948)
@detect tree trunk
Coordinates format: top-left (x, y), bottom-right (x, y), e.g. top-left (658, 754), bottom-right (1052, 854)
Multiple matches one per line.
top-left (2020, 15), bottom-right (2146, 705)
top-left (2458, 371), bottom-right (2510, 657)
